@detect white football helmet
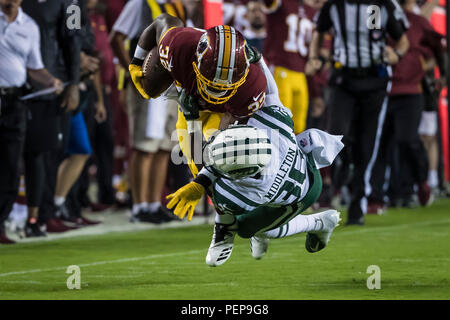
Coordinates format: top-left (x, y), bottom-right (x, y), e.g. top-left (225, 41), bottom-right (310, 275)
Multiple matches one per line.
top-left (203, 125), bottom-right (272, 180)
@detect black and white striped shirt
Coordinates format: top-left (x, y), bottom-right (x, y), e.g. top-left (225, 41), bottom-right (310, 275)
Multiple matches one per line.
top-left (316, 0), bottom-right (409, 68)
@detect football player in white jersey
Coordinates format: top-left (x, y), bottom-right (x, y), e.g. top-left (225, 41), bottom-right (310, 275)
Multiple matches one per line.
top-left (166, 103), bottom-right (344, 267)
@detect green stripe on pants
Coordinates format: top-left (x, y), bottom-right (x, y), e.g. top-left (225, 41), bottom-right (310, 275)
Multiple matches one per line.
top-left (236, 154), bottom-right (322, 238)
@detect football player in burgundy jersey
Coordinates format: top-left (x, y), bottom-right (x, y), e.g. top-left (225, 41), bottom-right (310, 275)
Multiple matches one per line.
top-left (129, 14), bottom-right (270, 176)
top-left (262, 0), bottom-right (326, 134)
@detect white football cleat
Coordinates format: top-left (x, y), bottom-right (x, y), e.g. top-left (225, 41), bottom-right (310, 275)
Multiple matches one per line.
top-left (205, 223), bottom-right (236, 267)
top-left (250, 236), bottom-right (269, 260)
top-left (305, 210), bottom-right (341, 253)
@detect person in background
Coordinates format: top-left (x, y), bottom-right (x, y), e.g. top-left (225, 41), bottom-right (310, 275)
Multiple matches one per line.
top-left (261, 0), bottom-right (323, 134)
top-left (21, 0), bottom-right (81, 235)
top-left (52, 0), bottom-right (105, 226)
top-left (308, 0), bottom-right (410, 225)
top-left (0, 0), bottom-right (63, 244)
top-left (370, 0), bottom-right (445, 209)
top-left (110, 0), bottom-right (183, 223)
top-left (78, 0), bottom-right (116, 211)
top-left (417, 0), bottom-right (446, 195)
top-left (242, 0), bottom-right (266, 53)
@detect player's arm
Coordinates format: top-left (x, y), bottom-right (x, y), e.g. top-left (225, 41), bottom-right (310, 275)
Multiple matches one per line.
top-left (136, 13), bottom-right (183, 53)
top-left (306, 0), bottom-right (334, 75)
top-left (128, 14), bottom-right (183, 99)
top-left (166, 169), bottom-right (216, 221)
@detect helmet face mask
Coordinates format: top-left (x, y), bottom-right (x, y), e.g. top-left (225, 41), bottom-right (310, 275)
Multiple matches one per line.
top-left (193, 25), bottom-right (250, 105)
top-left (203, 125), bottom-right (272, 180)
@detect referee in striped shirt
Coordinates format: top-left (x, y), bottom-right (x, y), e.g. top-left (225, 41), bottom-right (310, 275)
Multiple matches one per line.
top-left (307, 0), bottom-right (409, 225)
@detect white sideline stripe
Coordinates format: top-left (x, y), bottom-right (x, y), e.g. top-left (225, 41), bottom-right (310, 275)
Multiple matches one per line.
top-left (0, 250), bottom-right (204, 278)
top-left (5, 214), bottom-right (214, 243)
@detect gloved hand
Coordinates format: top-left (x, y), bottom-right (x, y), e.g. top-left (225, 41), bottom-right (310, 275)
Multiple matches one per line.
top-left (129, 59), bottom-right (150, 99)
top-left (178, 89), bottom-right (200, 121)
top-left (245, 44), bottom-right (262, 64)
top-left (166, 181), bottom-right (204, 221)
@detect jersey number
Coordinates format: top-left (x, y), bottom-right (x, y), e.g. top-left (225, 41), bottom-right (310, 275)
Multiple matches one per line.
top-left (159, 45), bottom-right (171, 72)
top-left (284, 14), bottom-right (314, 57)
top-left (248, 92), bottom-right (266, 114)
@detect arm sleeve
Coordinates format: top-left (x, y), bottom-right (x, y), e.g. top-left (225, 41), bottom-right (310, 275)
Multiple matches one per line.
top-left (60, 0), bottom-right (81, 84)
top-left (257, 57), bottom-right (283, 108)
top-left (26, 23), bottom-right (44, 70)
top-left (316, 0), bottom-right (333, 33)
top-left (385, 0), bottom-right (409, 40)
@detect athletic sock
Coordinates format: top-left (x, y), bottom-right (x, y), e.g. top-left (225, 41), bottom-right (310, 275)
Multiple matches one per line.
top-left (132, 202), bottom-right (149, 215)
top-left (428, 170), bottom-right (438, 188)
top-left (215, 213), bottom-right (237, 230)
top-left (262, 213), bottom-right (324, 239)
top-left (148, 202), bottom-right (161, 214)
top-left (54, 196), bottom-right (65, 207)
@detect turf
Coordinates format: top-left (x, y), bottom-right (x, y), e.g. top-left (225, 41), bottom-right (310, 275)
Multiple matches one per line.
top-left (0, 199), bottom-right (449, 300)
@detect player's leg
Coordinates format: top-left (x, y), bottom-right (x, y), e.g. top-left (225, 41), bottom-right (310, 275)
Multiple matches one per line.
top-left (237, 157), bottom-right (323, 239)
top-left (347, 89), bottom-right (387, 225)
top-left (176, 111), bottom-right (221, 177)
top-left (261, 210), bottom-right (341, 253)
top-left (273, 66), bottom-right (293, 114)
top-left (205, 212), bottom-right (237, 267)
top-left (419, 111), bottom-right (439, 190)
top-left (291, 71), bottom-right (309, 134)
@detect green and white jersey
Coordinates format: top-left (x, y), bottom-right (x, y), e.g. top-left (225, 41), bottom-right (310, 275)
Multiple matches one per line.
top-left (205, 106), bottom-right (313, 216)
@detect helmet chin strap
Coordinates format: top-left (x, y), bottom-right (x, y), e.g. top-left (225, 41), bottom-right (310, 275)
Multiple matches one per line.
top-left (204, 85), bottom-right (228, 98)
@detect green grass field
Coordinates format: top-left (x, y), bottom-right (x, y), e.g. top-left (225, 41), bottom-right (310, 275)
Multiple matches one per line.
top-left (1, 199), bottom-right (449, 300)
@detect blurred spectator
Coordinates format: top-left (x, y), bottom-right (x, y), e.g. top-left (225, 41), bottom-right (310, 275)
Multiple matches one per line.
top-left (371, 0), bottom-right (446, 209)
top-left (21, 0), bottom-right (81, 235)
top-left (77, 0), bottom-right (116, 211)
top-left (309, 0), bottom-right (409, 225)
top-left (182, 0), bottom-right (204, 27)
top-left (242, 1), bottom-right (266, 52)
top-left (110, 0), bottom-right (184, 223)
top-left (262, 0), bottom-right (320, 134)
top-left (223, 0), bottom-right (247, 33)
top-left (418, 0), bottom-right (447, 194)
top-left (98, 0), bottom-right (126, 32)
top-left (52, 0), bottom-right (103, 227)
top-left (0, 0), bottom-right (63, 244)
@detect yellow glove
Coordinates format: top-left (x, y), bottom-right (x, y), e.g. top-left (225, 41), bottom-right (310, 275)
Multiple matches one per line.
top-left (128, 64), bottom-right (150, 99)
top-left (166, 181), bottom-right (204, 221)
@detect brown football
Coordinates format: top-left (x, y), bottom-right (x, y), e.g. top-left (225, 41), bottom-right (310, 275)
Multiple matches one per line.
top-left (141, 47), bottom-right (173, 98)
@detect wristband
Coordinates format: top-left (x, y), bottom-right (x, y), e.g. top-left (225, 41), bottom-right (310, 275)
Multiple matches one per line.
top-left (194, 174), bottom-right (213, 189)
top-left (134, 45), bottom-right (149, 60)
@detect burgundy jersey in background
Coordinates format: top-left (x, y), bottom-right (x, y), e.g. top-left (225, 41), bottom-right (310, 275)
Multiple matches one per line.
top-left (389, 11), bottom-right (444, 96)
top-left (263, 0), bottom-right (318, 73)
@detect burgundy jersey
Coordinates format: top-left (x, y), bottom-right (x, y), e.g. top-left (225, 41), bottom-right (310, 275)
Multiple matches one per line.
top-left (159, 27), bottom-right (267, 118)
top-left (389, 11), bottom-right (444, 96)
top-left (263, 0), bottom-right (317, 72)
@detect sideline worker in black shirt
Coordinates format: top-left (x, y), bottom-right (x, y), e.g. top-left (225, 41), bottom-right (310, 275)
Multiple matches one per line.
top-left (307, 0), bottom-right (409, 225)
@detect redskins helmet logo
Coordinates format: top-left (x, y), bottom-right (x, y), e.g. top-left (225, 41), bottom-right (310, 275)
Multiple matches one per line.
top-left (193, 25), bottom-right (250, 105)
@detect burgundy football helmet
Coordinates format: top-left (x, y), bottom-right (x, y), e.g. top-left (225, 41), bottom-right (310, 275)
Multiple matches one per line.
top-left (192, 25), bottom-right (250, 105)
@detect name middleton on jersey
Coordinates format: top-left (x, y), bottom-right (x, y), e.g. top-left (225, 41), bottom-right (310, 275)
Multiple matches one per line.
top-left (265, 147), bottom-right (296, 199)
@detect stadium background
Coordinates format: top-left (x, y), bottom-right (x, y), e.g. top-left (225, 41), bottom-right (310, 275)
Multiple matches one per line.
top-left (0, 0), bottom-right (449, 300)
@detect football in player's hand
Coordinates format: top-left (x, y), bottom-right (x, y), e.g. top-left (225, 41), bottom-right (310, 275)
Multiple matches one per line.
top-left (141, 47), bottom-right (173, 98)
